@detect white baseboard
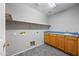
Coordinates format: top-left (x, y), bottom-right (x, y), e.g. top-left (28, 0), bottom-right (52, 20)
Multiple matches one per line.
top-left (11, 43), bottom-right (44, 56)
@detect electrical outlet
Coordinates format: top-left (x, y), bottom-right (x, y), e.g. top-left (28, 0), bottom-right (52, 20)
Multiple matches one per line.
top-left (33, 41), bottom-right (35, 45)
top-left (30, 42), bottom-right (33, 46)
top-left (30, 41), bottom-right (35, 46)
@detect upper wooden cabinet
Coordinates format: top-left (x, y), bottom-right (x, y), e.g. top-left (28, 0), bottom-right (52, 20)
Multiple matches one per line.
top-left (64, 36), bottom-right (77, 55)
top-left (56, 35), bottom-right (64, 50)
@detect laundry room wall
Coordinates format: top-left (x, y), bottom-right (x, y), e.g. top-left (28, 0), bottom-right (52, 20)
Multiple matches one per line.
top-left (48, 4), bottom-right (79, 32)
top-left (6, 3), bottom-right (49, 56)
top-left (6, 21), bottom-right (49, 56)
top-left (6, 29), bottom-right (45, 56)
top-left (6, 3), bottom-right (48, 24)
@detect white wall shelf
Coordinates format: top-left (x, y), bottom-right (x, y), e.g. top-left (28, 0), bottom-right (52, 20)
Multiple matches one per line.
top-left (6, 21), bottom-right (51, 30)
top-left (6, 12), bottom-right (51, 30)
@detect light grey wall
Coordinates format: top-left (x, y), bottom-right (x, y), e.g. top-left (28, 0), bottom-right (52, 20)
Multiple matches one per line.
top-left (6, 21), bottom-right (48, 55)
top-left (48, 5), bottom-right (79, 32)
top-left (6, 3), bottom-right (48, 55)
top-left (6, 30), bottom-right (44, 56)
top-left (6, 3), bottom-right (48, 24)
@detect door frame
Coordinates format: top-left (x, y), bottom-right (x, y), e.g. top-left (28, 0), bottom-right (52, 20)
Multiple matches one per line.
top-left (0, 3), bottom-right (5, 56)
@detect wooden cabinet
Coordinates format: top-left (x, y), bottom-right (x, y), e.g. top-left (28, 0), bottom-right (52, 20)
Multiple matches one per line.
top-left (78, 38), bottom-right (79, 56)
top-left (44, 33), bottom-right (57, 47)
top-left (64, 36), bottom-right (77, 55)
top-left (44, 32), bottom-right (50, 44)
top-left (44, 32), bottom-right (78, 56)
top-left (56, 35), bottom-right (64, 50)
top-left (50, 34), bottom-right (56, 47)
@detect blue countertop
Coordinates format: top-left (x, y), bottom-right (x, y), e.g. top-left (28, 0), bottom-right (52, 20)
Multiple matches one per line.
top-left (45, 31), bottom-right (79, 37)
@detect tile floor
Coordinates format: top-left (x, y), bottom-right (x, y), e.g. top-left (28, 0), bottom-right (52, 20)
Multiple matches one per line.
top-left (16, 44), bottom-right (69, 56)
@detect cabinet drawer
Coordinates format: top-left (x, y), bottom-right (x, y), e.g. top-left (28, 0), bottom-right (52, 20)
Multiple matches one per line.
top-left (65, 36), bottom-right (77, 40)
top-left (50, 34), bottom-right (56, 36)
top-left (56, 35), bottom-right (64, 38)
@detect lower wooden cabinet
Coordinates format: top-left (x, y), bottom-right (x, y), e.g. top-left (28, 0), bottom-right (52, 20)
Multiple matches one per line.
top-left (64, 36), bottom-right (77, 55)
top-left (44, 32), bottom-right (50, 44)
top-left (50, 34), bottom-right (57, 47)
top-left (56, 35), bottom-right (64, 50)
top-left (78, 38), bottom-right (79, 56)
top-left (44, 32), bottom-right (78, 56)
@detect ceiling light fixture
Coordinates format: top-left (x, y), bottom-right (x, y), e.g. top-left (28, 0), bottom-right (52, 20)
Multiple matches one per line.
top-left (48, 3), bottom-right (56, 8)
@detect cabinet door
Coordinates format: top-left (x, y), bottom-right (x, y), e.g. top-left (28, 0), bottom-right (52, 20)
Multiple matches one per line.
top-left (50, 34), bottom-right (56, 47)
top-left (64, 36), bottom-right (77, 55)
top-left (56, 35), bottom-right (64, 50)
top-left (78, 38), bottom-right (79, 56)
top-left (44, 33), bottom-right (50, 44)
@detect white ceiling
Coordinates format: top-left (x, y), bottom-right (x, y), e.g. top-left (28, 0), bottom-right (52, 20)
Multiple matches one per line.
top-left (23, 3), bottom-right (77, 15)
